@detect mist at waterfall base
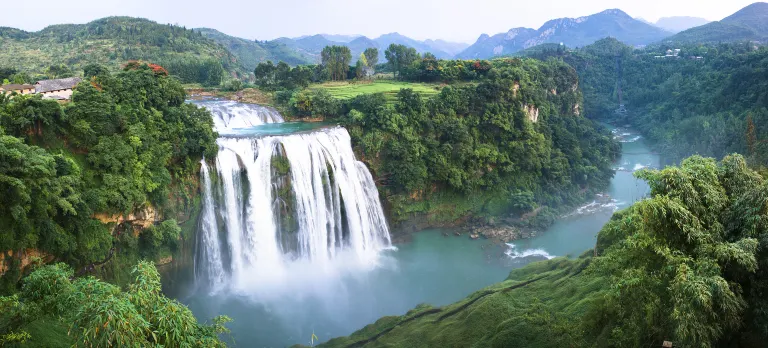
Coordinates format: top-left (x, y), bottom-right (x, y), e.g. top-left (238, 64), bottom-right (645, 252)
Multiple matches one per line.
top-left (164, 101), bottom-right (656, 347)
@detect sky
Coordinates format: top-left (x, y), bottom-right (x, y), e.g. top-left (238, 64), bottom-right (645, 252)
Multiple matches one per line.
top-left (1, 0), bottom-right (760, 43)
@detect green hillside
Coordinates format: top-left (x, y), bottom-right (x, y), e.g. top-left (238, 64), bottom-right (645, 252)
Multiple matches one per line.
top-left (319, 154), bottom-right (768, 347)
top-left (665, 2), bottom-right (768, 43)
top-left (0, 17), bottom-right (248, 83)
top-left (197, 28), bottom-right (315, 71)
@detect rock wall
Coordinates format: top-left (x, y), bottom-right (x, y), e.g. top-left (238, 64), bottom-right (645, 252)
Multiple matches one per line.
top-left (93, 205), bottom-right (160, 236)
top-left (0, 249), bottom-right (54, 276)
top-left (524, 104), bottom-right (540, 123)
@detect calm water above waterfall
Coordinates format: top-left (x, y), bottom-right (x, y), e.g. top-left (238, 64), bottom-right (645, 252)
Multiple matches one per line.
top-left (164, 101), bottom-right (657, 347)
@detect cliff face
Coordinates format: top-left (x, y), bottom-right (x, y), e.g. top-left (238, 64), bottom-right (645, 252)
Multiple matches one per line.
top-left (0, 249), bottom-right (55, 276)
top-left (1, 171), bottom-right (203, 282)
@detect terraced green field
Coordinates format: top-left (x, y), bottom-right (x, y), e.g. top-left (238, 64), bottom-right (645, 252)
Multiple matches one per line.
top-left (311, 80), bottom-right (443, 102)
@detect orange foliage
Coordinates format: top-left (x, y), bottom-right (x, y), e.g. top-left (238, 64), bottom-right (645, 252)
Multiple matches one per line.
top-left (122, 60), bottom-right (168, 76)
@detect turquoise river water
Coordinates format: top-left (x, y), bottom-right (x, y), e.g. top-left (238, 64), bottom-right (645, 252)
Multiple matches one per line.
top-left (163, 123), bottom-right (656, 347)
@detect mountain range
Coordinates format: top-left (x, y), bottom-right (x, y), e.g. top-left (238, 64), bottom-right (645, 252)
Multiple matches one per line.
top-left (2, 3), bottom-right (767, 81)
top-left (666, 2), bottom-right (768, 43)
top-left (269, 32), bottom-right (469, 63)
top-left (456, 9), bottom-right (672, 59)
top-left (655, 16), bottom-right (711, 33)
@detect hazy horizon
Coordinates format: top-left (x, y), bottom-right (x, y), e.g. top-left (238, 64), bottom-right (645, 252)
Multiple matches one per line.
top-left (1, 0), bottom-right (761, 44)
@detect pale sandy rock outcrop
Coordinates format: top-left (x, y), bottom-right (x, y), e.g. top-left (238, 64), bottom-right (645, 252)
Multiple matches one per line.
top-left (93, 205), bottom-right (159, 235)
top-left (0, 249), bottom-right (54, 275)
top-left (523, 104), bottom-right (539, 123)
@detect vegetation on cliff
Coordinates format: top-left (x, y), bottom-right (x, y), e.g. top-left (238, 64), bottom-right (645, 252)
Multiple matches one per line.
top-left (0, 62), bottom-right (217, 291)
top-left (252, 48), bottom-right (619, 227)
top-left (338, 58), bottom-right (619, 225)
top-left (320, 154), bottom-right (768, 347)
top-left (525, 38), bottom-right (768, 165)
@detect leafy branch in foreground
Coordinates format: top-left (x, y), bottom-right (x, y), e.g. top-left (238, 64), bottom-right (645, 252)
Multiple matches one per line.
top-left (0, 261), bottom-right (231, 347)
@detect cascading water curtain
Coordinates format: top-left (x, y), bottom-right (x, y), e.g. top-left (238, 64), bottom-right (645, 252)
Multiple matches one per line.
top-left (196, 127), bottom-right (392, 289)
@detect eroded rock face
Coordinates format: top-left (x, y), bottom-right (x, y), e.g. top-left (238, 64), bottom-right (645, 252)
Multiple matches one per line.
top-left (93, 205), bottom-right (159, 235)
top-left (523, 104), bottom-right (540, 123)
top-left (0, 249), bottom-right (54, 276)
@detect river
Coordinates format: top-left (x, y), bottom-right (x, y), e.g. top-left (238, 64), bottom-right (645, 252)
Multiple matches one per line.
top-left (164, 102), bottom-right (657, 347)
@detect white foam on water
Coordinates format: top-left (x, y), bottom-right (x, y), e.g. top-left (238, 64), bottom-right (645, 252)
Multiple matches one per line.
top-left (194, 99), bottom-right (285, 132)
top-left (504, 243), bottom-right (555, 260)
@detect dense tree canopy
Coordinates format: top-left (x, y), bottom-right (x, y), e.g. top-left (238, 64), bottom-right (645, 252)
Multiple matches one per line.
top-left (384, 44), bottom-right (420, 79)
top-left (253, 60), bottom-right (314, 90)
top-left (528, 38), bottom-right (768, 166)
top-left (0, 261), bottom-right (230, 346)
top-left (321, 45), bottom-right (352, 81)
top-left (341, 58), bottom-right (619, 223)
top-left (0, 63), bottom-right (217, 290)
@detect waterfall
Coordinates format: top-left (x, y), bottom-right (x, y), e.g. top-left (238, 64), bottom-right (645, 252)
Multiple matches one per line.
top-left (195, 101), bottom-right (391, 292)
top-left (192, 100), bottom-right (284, 131)
top-left (198, 160), bottom-right (226, 289)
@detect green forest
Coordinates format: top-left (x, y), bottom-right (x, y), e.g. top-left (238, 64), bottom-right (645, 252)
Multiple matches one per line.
top-left (257, 53), bottom-right (619, 227)
top-left (0, 62), bottom-right (224, 345)
top-left (0, 17), bottom-right (239, 85)
top-left (525, 38), bottom-right (768, 166)
top-left (3, 4), bottom-right (768, 347)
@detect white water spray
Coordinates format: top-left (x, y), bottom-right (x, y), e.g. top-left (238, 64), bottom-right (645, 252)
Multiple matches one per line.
top-left (195, 100), bottom-right (284, 131)
top-left (195, 102), bottom-right (391, 291)
top-left (198, 160), bottom-right (226, 289)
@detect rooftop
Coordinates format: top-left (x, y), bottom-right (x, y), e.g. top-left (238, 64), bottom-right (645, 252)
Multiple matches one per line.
top-left (35, 77), bottom-right (82, 93)
top-left (1, 84), bottom-right (35, 91)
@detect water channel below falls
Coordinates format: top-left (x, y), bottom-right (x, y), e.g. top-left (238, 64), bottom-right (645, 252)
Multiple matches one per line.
top-left (164, 101), bottom-right (657, 347)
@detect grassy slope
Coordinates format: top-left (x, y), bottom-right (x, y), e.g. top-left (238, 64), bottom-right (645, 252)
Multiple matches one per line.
top-left (311, 80), bottom-right (442, 102)
top-left (318, 256), bottom-right (604, 347)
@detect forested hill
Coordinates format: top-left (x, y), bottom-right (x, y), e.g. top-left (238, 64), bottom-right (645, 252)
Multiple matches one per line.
top-left (457, 9), bottom-right (671, 59)
top-left (665, 2), bottom-right (768, 43)
top-left (196, 28), bottom-right (316, 70)
top-left (520, 37), bottom-right (768, 166)
top-left (0, 17), bottom-right (248, 84)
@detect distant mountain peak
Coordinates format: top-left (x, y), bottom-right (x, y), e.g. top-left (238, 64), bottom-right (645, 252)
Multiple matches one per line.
top-left (665, 2), bottom-right (768, 43)
top-left (457, 7), bottom-right (670, 59)
top-left (598, 9), bottom-right (631, 18)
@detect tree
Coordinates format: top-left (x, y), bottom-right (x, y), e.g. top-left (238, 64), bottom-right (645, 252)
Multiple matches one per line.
top-left (364, 48), bottom-right (379, 72)
top-left (385, 44), bottom-right (420, 79)
top-left (321, 45), bottom-right (352, 81)
top-left (356, 53), bottom-right (369, 79)
top-left (275, 61), bottom-right (292, 89)
top-left (83, 63), bottom-right (110, 79)
top-left (254, 61), bottom-right (277, 89)
top-left (0, 262), bottom-right (231, 346)
top-left (46, 64), bottom-right (73, 79)
top-left (590, 156), bottom-right (760, 347)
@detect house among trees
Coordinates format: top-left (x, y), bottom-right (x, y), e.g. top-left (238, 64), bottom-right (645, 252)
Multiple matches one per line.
top-left (0, 84), bottom-right (35, 96)
top-left (35, 77), bottom-right (82, 100)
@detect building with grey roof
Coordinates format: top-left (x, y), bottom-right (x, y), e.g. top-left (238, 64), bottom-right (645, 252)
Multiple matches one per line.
top-left (35, 77), bottom-right (82, 100)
